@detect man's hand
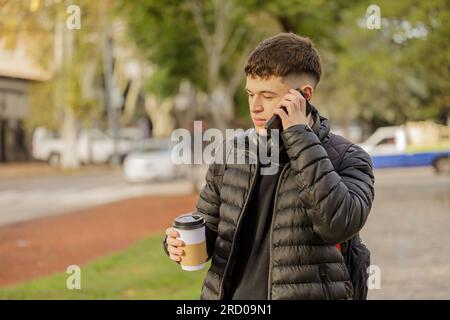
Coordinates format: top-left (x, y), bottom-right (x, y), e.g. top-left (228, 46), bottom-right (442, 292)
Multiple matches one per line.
top-left (272, 88), bottom-right (312, 130)
top-left (165, 227), bottom-right (185, 263)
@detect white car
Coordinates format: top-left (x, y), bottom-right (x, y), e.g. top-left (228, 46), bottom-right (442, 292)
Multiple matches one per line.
top-left (122, 139), bottom-right (182, 182)
top-left (32, 127), bottom-right (138, 165)
top-left (32, 127), bottom-right (64, 166)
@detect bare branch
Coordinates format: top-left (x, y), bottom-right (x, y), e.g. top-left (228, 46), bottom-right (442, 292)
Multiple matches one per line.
top-left (213, 0), bottom-right (232, 55)
top-left (187, 0), bottom-right (212, 54)
top-left (227, 34), bottom-right (258, 96)
top-left (221, 26), bottom-right (246, 65)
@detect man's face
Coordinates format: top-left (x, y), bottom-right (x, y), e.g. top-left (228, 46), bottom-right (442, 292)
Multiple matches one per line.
top-left (245, 76), bottom-right (314, 131)
top-left (245, 75), bottom-right (312, 131)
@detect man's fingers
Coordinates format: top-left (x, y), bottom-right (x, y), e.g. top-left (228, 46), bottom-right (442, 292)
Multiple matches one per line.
top-left (165, 227), bottom-right (184, 264)
top-left (289, 88), bottom-right (306, 102)
top-left (281, 100), bottom-right (295, 115)
top-left (273, 107), bottom-right (288, 119)
top-left (285, 92), bottom-right (302, 104)
top-left (289, 88), bottom-right (304, 99)
top-left (165, 228), bottom-right (180, 238)
top-left (169, 253), bottom-right (181, 262)
top-left (286, 91), bottom-right (306, 113)
top-left (167, 237), bottom-right (185, 247)
top-left (168, 245), bottom-right (185, 256)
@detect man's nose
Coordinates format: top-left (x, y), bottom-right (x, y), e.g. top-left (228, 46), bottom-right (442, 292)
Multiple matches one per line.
top-left (250, 96), bottom-right (263, 113)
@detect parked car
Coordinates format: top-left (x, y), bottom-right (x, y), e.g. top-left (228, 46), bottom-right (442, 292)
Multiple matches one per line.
top-left (32, 127), bottom-right (139, 165)
top-left (31, 127), bottom-right (64, 166)
top-left (360, 121), bottom-right (450, 174)
top-left (122, 139), bottom-right (183, 182)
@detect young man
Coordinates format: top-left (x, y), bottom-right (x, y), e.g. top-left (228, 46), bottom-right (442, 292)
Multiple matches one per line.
top-left (164, 32), bottom-right (375, 300)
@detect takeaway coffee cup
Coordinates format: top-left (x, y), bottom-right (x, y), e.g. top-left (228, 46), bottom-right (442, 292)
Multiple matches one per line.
top-left (172, 213), bottom-right (207, 271)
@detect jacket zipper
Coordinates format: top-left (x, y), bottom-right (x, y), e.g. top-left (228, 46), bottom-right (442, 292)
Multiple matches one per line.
top-left (267, 164), bottom-right (289, 300)
top-left (218, 162), bottom-right (259, 299)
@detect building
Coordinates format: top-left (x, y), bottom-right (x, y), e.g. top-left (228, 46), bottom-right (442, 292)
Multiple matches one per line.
top-left (0, 48), bottom-right (48, 162)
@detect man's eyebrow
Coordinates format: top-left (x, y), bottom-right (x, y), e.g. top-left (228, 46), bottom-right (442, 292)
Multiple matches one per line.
top-left (245, 88), bottom-right (278, 95)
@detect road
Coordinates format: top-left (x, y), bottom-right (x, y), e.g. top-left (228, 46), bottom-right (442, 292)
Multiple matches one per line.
top-left (364, 167), bottom-right (450, 299)
top-left (0, 172), bottom-right (194, 226)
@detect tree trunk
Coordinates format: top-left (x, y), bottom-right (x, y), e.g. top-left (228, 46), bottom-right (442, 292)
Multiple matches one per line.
top-left (208, 86), bottom-right (234, 130)
top-left (144, 95), bottom-right (176, 137)
top-left (61, 107), bottom-right (79, 169)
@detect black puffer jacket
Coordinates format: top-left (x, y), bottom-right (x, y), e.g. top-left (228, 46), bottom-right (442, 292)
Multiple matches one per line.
top-left (193, 113), bottom-right (374, 300)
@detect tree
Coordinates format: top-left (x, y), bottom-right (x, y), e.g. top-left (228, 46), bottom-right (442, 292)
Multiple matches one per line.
top-left (330, 0), bottom-right (450, 131)
top-left (1, 0), bottom-right (109, 168)
top-left (119, 0), bottom-right (449, 134)
top-left (119, 0), bottom-right (367, 131)
top-left (119, 0), bottom-right (279, 129)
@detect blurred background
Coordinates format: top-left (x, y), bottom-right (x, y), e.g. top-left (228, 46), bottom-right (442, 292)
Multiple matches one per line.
top-left (0, 0), bottom-right (449, 299)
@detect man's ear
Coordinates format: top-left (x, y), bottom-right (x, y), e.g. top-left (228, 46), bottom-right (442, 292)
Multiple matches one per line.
top-left (300, 85), bottom-right (314, 101)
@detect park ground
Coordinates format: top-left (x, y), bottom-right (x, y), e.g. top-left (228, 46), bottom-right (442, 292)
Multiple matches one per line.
top-left (0, 165), bottom-right (449, 299)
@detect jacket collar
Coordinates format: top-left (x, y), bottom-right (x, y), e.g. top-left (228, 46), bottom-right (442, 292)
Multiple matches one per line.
top-left (241, 108), bottom-right (331, 167)
top-left (246, 106), bottom-right (331, 145)
top-left (310, 107), bottom-right (331, 142)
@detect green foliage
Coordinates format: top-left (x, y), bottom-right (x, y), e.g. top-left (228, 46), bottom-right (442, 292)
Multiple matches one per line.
top-left (330, 0), bottom-right (450, 127)
top-left (118, 0), bottom-right (205, 97)
top-left (26, 81), bottom-right (60, 132)
top-left (5, 1), bottom-right (106, 133)
top-left (10, 0), bottom-right (450, 132)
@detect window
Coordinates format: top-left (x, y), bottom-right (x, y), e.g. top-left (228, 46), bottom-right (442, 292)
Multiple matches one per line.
top-left (376, 137), bottom-right (396, 146)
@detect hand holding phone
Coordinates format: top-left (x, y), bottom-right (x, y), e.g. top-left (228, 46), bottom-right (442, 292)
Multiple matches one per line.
top-left (265, 88), bottom-right (313, 132)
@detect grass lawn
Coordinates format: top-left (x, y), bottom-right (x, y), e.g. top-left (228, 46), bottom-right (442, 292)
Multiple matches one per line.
top-left (0, 233), bottom-right (210, 299)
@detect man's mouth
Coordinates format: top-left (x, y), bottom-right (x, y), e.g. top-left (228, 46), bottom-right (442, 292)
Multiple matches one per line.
top-left (252, 118), bottom-right (266, 126)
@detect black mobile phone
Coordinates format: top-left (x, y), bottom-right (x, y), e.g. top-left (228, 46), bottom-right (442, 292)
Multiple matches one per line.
top-left (265, 88), bottom-right (313, 132)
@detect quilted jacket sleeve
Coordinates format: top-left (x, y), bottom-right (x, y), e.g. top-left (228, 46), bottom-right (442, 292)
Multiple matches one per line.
top-left (195, 163), bottom-right (221, 260)
top-left (196, 164), bottom-right (222, 231)
top-left (281, 124), bottom-right (375, 244)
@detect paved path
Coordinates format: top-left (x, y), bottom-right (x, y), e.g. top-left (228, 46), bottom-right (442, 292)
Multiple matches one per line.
top-left (364, 167), bottom-right (450, 299)
top-left (0, 172), bottom-right (193, 226)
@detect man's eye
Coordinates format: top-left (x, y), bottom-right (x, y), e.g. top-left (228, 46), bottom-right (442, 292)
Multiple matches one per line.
top-left (263, 96), bottom-right (274, 100)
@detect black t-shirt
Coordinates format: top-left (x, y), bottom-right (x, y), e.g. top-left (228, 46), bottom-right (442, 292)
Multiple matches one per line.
top-left (226, 135), bottom-right (287, 300)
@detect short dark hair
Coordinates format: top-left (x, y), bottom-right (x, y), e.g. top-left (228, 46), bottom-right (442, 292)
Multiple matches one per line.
top-left (244, 32), bottom-right (322, 86)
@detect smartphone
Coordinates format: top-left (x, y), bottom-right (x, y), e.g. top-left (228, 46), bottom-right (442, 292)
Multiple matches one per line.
top-left (265, 88), bottom-right (313, 132)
